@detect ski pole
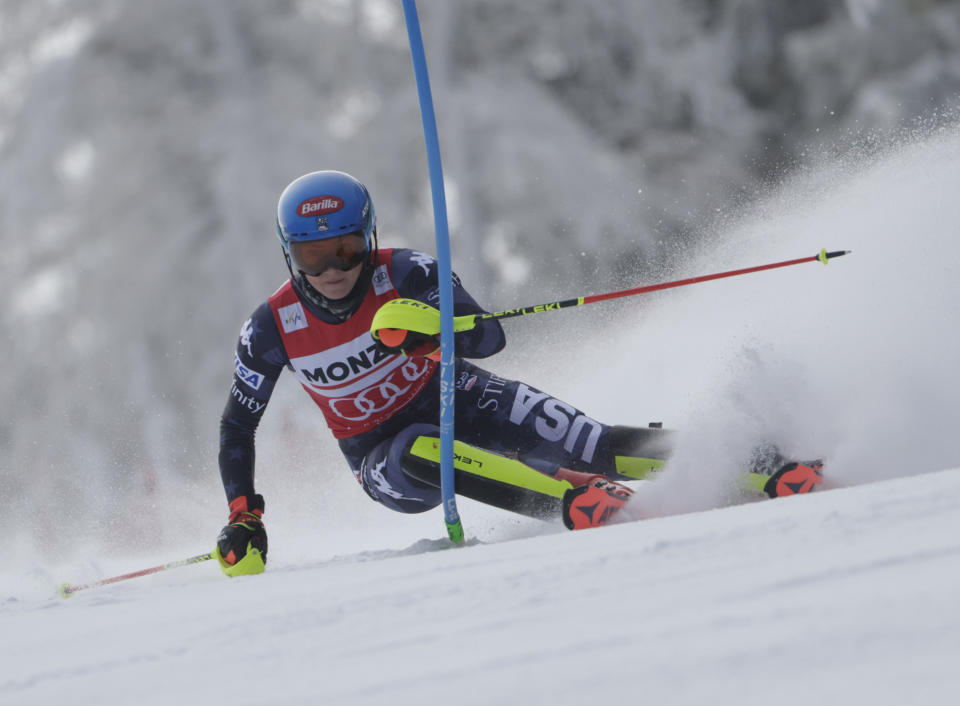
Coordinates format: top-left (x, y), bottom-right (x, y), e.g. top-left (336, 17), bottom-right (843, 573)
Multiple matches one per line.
top-left (58, 552), bottom-right (214, 598)
top-left (372, 249), bottom-right (850, 337)
top-left (474, 248), bottom-right (850, 325)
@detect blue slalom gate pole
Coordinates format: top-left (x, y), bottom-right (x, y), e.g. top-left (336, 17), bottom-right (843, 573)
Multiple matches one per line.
top-left (401, 0), bottom-right (464, 543)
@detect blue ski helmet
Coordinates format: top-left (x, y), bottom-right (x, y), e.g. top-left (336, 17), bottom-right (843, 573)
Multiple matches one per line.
top-left (275, 171), bottom-right (379, 320)
top-left (276, 170), bottom-right (377, 263)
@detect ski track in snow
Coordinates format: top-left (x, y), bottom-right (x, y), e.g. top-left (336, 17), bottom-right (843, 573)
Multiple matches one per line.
top-left (5, 116), bottom-right (960, 704)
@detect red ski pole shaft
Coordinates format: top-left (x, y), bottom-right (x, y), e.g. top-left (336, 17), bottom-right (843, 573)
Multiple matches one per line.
top-left (58, 552), bottom-right (214, 598)
top-left (371, 249), bottom-right (850, 340)
top-left (475, 249), bottom-right (850, 324)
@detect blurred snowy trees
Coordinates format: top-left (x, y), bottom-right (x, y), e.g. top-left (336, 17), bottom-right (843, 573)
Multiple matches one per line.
top-left (2, 0), bottom-right (959, 552)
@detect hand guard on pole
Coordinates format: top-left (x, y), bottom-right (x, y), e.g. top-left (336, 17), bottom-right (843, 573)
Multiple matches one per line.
top-left (370, 299), bottom-right (462, 360)
top-left (214, 494), bottom-right (267, 577)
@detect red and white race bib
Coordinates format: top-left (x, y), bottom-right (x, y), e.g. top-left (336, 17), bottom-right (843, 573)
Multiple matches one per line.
top-left (268, 249), bottom-right (437, 438)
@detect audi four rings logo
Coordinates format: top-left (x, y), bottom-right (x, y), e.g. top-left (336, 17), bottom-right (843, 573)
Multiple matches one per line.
top-left (327, 359), bottom-right (431, 421)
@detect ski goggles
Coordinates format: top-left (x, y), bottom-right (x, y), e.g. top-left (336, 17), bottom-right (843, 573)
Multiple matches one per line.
top-left (289, 233), bottom-right (368, 276)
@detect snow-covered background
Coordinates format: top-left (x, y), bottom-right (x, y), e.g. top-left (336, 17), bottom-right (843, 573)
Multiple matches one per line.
top-left (2, 1), bottom-right (960, 703)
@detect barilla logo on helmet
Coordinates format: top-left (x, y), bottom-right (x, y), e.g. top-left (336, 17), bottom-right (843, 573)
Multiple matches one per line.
top-left (297, 196), bottom-right (344, 217)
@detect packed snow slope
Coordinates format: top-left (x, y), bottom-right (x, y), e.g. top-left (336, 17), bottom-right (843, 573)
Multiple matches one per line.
top-left (3, 470), bottom-right (959, 705)
top-left (4, 123), bottom-right (960, 704)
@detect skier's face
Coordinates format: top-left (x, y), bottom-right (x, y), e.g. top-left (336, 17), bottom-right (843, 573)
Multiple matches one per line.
top-left (304, 261), bottom-right (364, 301)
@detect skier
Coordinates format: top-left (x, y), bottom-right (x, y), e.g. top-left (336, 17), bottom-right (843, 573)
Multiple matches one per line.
top-left (214, 170), bottom-right (822, 576)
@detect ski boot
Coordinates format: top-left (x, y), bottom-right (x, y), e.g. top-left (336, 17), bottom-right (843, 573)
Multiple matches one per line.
top-left (749, 443), bottom-right (824, 498)
top-left (558, 468), bottom-right (634, 530)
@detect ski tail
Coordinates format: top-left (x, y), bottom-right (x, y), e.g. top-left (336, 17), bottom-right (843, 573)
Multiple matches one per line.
top-left (607, 425), bottom-right (673, 480)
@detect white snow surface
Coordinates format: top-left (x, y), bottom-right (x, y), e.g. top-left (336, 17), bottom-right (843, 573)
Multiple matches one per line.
top-left (5, 111), bottom-right (960, 705)
top-left (4, 470), bottom-right (960, 705)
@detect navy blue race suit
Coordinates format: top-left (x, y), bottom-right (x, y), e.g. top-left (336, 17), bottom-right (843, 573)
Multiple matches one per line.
top-left (219, 248), bottom-right (639, 513)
